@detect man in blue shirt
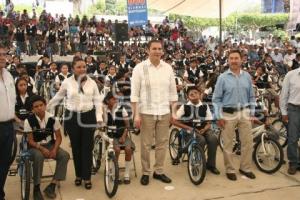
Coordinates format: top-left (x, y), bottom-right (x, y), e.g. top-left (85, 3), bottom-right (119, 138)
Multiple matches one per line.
top-left (280, 67), bottom-right (300, 175)
top-left (213, 49), bottom-right (256, 181)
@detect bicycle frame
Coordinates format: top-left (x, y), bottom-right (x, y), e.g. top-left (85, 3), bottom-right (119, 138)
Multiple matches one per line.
top-left (18, 133), bottom-right (32, 176)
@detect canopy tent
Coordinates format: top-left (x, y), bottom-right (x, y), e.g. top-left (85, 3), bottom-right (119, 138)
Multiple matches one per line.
top-left (147, 0), bottom-right (243, 18)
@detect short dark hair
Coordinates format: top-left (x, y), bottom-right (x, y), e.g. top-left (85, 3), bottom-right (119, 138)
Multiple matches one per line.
top-left (186, 86), bottom-right (200, 95)
top-left (103, 91), bottom-right (115, 105)
top-left (147, 39), bottom-right (163, 49)
top-left (72, 57), bottom-right (85, 68)
top-left (228, 49), bottom-right (242, 58)
top-left (29, 95), bottom-right (46, 110)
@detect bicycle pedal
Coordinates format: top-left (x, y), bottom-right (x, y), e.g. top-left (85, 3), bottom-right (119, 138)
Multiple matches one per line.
top-left (172, 160), bottom-right (180, 165)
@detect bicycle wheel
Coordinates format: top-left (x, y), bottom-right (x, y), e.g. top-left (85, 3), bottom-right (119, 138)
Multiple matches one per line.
top-left (9, 133), bottom-right (18, 166)
top-left (187, 144), bottom-right (206, 185)
top-left (169, 128), bottom-right (180, 161)
top-left (104, 152), bottom-right (119, 198)
top-left (218, 132), bottom-right (240, 154)
top-left (253, 137), bottom-right (283, 174)
top-left (272, 119), bottom-right (288, 147)
top-left (218, 132), bottom-right (224, 151)
top-left (20, 159), bottom-right (31, 200)
top-left (277, 75), bottom-right (285, 89)
top-left (92, 135), bottom-right (102, 173)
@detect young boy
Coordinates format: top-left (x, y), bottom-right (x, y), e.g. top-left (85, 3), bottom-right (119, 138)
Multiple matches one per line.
top-left (103, 92), bottom-right (135, 184)
top-left (23, 95), bottom-right (70, 200)
top-left (171, 86), bottom-right (220, 175)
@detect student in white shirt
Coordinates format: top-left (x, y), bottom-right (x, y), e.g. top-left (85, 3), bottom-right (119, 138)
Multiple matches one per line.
top-left (47, 57), bottom-right (103, 190)
top-left (24, 95), bottom-right (70, 200)
top-left (54, 63), bottom-right (71, 91)
top-left (283, 47), bottom-right (296, 71)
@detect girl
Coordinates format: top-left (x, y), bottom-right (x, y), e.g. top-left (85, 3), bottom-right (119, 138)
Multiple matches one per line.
top-left (15, 77), bottom-right (34, 124)
top-left (103, 92), bottom-right (134, 184)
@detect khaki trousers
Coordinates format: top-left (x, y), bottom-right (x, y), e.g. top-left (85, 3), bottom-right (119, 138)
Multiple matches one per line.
top-left (140, 114), bottom-right (170, 175)
top-left (221, 109), bottom-right (253, 173)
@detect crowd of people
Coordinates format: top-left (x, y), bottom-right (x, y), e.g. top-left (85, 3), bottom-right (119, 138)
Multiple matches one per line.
top-left (0, 6), bottom-right (187, 56)
top-left (0, 9), bottom-right (300, 200)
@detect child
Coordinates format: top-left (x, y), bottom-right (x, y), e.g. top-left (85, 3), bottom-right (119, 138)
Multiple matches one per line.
top-left (54, 63), bottom-right (71, 91)
top-left (23, 95), bottom-right (70, 200)
top-left (15, 77), bottom-right (34, 124)
top-left (105, 65), bottom-right (117, 86)
top-left (171, 86), bottom-right (220, 175)
top-left (103, 92), bottom-right (135, 184)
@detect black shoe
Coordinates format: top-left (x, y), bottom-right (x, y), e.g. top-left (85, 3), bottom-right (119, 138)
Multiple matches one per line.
top-left (226, 173), bottom-right (237, 181)
top-left (43, 183), bottom-right (56, 199)
top-left (239, 169), bottom-right (256, 179)
top-left (288, 165), bottom-right (297, 175)
top-left (123, 178), bottom-right (131, 184)
top-left (140, 175), bottom-right (149, 185)
top-left (153, 172), bottom-right (172, 183)
top-left (207, 166), bottom-right (220, 175)
top-left (84, 181), bottom-right (92, 190)
top-left (172, 158), bottom-right (180, 165)
top-left (74, 178), bottom-right (82, 186)
top-left (34, 187), bottom-right (44, 200)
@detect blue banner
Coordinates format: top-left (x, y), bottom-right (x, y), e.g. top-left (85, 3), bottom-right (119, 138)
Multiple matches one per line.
top-left (127, 0), bottom-right (148, 27)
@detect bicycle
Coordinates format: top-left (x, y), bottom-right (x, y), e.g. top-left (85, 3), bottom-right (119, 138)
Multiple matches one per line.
top-left (92, 126), bottom-right (119, 198)
top-left (15, 128), bottom-right (33, 200)
top-left (271, 111), bottom-right (288, 148)
top-left (218, 122), bottom-right (284, 174)
top-left (169, 119), bottom-right (206, 185)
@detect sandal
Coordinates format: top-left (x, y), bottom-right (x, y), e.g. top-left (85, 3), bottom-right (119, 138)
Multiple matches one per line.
top-left (75, 178), bottom-right (82, 186)
top-left (84, 181), bottom-right (92, 190)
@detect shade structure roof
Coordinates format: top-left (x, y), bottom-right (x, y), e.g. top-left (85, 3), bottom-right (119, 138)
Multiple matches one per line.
top-left (147, 0), bottom-right (245, 18)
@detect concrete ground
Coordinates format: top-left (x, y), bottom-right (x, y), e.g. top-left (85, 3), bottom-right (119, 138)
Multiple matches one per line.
top-left (5, 133), bottom-right (300, 200)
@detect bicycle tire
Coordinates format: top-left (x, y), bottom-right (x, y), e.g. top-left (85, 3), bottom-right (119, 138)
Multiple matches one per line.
top-left (9, 133), bottom-right (18, 166)
top-left (218, 132), bottom-right (224, 151)
top-left (20, 159), bottom-right (31, 200)
top-left (169, 128), bottom-right (180, 161)
top-left (187, 144), bottom-right (206, 185)
top-left (253, 137), bottom-right (283, 174)
top-left (104, 152), bottom-right (119, 198)
top-left (92, 135), bottom-right (102, 173)
top-left (271, 119), bottom-right (288, 147)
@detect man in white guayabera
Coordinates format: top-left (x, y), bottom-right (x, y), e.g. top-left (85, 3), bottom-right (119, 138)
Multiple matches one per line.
top-left (131, 39), bottom-right (178, 186)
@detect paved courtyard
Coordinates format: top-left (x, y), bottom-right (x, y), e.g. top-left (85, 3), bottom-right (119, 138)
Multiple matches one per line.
top-left (5, 133), bottom-right (300, 200)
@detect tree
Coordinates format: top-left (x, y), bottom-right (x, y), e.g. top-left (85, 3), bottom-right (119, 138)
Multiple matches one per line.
top-left (73, 0), bottom-right (82, 15)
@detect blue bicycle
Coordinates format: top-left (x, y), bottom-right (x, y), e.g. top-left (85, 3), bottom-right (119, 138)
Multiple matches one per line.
top-left (15, 128), bottom-right (32, 200)
top-left (169, 119), bottom-right (206, 185)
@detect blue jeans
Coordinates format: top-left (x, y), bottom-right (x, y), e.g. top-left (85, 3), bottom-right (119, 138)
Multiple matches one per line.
top-left (287, 104), bottom-right (300, 167)
top-left (0, 121), bottom-right (14, 200)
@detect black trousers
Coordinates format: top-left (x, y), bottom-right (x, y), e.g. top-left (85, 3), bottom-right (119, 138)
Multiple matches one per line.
top-left (0, 121), bottom-right (14, 200)
top-left (64, 109), bottom-right (96, 181)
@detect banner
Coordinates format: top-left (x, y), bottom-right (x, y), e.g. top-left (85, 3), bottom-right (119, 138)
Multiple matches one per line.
top-left (127, 0), bottom-right (148, 27)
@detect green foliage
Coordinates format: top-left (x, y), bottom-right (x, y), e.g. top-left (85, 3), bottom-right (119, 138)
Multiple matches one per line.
top-left (272, 29), bottom-right (288, 40)
top-left (170, 13), bottom-right (289, 32)
top-left (0, 4), bottom-right (43, 15)
top-left (169, 14), bottom-right (219, 31)
top-left (87, 0), bottom-right (160, 16)
top-left (88, 0), bottom-right (106, 15)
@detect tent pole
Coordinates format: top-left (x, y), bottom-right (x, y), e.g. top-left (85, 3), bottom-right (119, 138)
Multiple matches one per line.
top-left (218, 0), bottom-right (223, 74)
top-left (219, 0), bottom-right (222, 45)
